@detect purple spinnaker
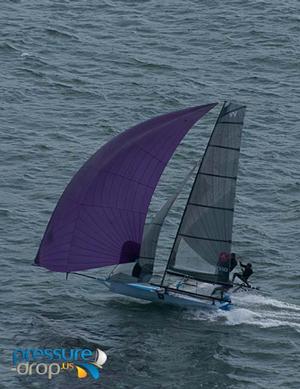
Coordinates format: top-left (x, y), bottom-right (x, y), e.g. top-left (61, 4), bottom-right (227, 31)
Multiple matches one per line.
top-left (35, 103), bottom-right (217, 272)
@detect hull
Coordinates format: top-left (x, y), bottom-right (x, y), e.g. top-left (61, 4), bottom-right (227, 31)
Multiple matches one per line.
top-left (107, 280), bottom-right (232, 311)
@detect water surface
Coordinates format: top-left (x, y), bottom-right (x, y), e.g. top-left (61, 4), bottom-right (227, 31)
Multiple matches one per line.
top-left (1, 0), bottom-right (299, 388)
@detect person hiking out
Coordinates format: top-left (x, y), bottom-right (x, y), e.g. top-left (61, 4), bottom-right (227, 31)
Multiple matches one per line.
top-left (232, 261), bottom-right (253, 287)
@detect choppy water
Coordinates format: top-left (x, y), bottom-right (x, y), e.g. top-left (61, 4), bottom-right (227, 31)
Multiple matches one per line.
top-left (1, 0), bottom-right (299, 388)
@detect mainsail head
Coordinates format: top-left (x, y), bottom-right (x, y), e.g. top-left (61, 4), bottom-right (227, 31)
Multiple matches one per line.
top-left (165, 102), bottom-right (246, 285)
top-left (35, 103), bottom-right (217, 272)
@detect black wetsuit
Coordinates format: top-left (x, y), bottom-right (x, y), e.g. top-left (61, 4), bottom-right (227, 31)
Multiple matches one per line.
top-left (232, 263), bottom-right (253, 286)
top-left (229, 256), bottom-right (238, 272)
top-left (132, 262), bottom-right (142, 278)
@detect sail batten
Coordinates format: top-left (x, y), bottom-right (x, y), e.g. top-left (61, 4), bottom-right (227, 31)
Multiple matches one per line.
top-left (210, 145), bottom-right (240, 151)
top-left (178, 233), bottom-right (232, 243)
top-left (35, 103), bottom-right (217, 272)
top-left (197, 172), bottom-right (237, 180)
top-left (188, 203), bottom-right (234, 211)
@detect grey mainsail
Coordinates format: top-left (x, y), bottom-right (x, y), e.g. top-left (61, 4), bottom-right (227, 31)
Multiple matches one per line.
top-left (138, 164), bottom-right (197, 280)
top-left (164, 102), bottom-right (246, 285)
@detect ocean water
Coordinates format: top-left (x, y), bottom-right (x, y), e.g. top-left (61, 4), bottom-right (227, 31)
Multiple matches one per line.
top-left (1, 0), bottom-right (299, 388)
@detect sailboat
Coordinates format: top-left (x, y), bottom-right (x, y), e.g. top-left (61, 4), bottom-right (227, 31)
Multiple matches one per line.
top-left (34, 102), bottom-right (246, 310)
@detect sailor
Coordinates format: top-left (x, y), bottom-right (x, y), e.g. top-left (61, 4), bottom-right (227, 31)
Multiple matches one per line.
top-left (229, 253), bottom-right (238, 272)
top-left (131, 261), bottom-right (142, 278)
top-left (211, 285), bottom-right (231, 302)
top-left (232, 261), bottom-right (253, 286)
top-left (131, 261), bottom-right (153, 282)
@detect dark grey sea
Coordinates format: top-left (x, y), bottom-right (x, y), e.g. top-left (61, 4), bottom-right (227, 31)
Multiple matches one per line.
top-left (1, 0), bottom-right (299, 388)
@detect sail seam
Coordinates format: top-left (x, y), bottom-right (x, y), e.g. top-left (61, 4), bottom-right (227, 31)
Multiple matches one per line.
top-left (179, 233), bottom-right (231, 243)
top-left (188, 203), bottom-right (234, 211)
top-left (209, 144), bottom-right (240, 151)
top-left (101, 169), bottom-right (157, 190)
top-left (197, 172), bottom-right (237, 180)
top-left (218, 121), bottom-right (244, 125)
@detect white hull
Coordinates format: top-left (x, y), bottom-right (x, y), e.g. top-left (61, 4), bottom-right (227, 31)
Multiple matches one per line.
top-left (106, 280), bottom-right (232, 311)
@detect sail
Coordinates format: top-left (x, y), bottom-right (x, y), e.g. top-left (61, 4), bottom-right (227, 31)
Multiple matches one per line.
top-left (138, 164), bottom-right (197, 276)
top-left (35, 103), bottom-right (217, 272)
top-left (165, 102), bottom-right (246, 284)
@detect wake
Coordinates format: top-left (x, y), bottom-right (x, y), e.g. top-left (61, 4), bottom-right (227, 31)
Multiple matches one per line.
top-left (187, 293), bottom-right (300, 332)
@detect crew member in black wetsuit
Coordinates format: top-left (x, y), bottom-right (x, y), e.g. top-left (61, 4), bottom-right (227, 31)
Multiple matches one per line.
top-left (232, 262), bottom-right (253, 287)
top-left (132, 261), bottom-right (142, 278)
top-left (229, 253), bottom-right (238, 272)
